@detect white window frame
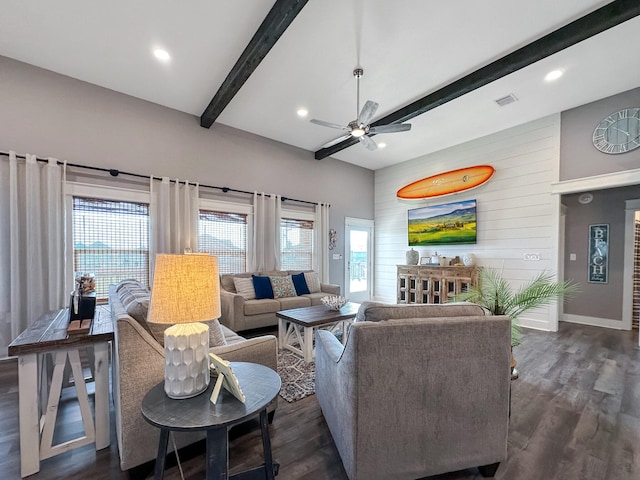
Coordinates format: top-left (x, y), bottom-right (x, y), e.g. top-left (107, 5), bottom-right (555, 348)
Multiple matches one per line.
top-left (64, 182), bottom-right (151, 296)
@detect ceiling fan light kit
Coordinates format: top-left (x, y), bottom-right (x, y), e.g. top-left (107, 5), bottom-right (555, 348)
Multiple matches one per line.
top-left (311, 67), bottom-right (411, 152)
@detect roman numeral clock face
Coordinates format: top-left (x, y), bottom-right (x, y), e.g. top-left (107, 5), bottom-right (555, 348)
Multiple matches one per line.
top-left (592, 108), bottom-right (640, 154)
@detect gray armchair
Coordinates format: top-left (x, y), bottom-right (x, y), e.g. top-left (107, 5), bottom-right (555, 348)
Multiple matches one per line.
top-left (315, 303), bottom-right (511, 480)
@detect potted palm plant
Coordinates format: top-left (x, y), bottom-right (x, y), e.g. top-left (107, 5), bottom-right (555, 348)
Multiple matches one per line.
top-left (452, 267), bottom-right (579, 378)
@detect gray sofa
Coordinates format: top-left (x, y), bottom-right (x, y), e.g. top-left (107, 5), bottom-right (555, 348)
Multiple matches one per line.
top-left (315, 301), bottom-right (511, 480)
top-left (219, 270), bottom-right (340, 331)
top-left (109, 280), bottom-right (278, 472)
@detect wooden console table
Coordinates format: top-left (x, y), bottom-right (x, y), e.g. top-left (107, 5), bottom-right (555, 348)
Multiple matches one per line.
top-left (8, 305), bottom-right (113, 478)
top-left (397, 265), bottom-right (478, 304)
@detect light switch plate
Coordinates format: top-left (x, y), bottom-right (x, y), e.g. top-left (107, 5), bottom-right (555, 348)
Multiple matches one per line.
top-left (523, 253), bottom-right (541, 261)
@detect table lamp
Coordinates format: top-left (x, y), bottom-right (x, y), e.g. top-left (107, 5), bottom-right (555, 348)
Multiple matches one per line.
top-left (147, 254), bottom-right (221, 399)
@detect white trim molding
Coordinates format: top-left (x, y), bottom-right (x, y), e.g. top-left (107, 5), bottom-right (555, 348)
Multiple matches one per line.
top-left (550, 167), bottom-right (640, 195)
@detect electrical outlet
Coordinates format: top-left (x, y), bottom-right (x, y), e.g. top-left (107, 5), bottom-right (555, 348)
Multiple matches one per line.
top-left (523, 253), bottom-right (541, 261)
top-left (569, 253), bottom-right (577, 261)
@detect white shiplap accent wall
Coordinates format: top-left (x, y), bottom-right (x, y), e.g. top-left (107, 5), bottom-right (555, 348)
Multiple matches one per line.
top-left (374, 114), bottom-right (562, 332)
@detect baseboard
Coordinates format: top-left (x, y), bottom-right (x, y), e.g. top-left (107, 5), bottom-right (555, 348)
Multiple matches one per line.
top-left (563, 313), bottom-right (628, 330)
top-left (518, 316), bottom-right (552, 332)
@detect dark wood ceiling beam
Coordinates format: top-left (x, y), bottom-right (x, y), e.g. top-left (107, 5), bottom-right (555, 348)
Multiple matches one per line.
top-left (200, 0), bottom-right (309, 128)
top-left (315, 0), bottom-right (640, 160)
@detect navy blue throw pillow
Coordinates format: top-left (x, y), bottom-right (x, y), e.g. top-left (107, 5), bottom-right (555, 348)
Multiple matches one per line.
top-left (252, 275), bottom-right (274, 299)
top-left (291, 272), bottom-right (310, 295)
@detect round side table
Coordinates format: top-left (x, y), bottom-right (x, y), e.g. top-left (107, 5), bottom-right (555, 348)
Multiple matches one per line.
top-left (141, 362), bottom-right (281, 480)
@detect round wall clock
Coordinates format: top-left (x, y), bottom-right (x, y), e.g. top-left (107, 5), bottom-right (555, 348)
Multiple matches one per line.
top-left (592, 107), bottom-right (640, 154)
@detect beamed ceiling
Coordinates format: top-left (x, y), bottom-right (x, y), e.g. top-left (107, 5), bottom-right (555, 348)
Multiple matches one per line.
top-left (1, 0), bottom-right (639, 170)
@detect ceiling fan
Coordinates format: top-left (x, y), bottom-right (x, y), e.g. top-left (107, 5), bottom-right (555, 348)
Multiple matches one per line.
top-left (311, 67), bottom-right (411, 151)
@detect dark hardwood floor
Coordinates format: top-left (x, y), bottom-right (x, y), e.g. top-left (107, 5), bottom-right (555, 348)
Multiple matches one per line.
top-left (1, 322), bottom-right (639, 480)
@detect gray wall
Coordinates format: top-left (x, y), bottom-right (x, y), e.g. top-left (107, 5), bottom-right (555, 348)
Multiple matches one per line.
top-left (563, 186), bottom-right (640, 321)
top-left (560, 85), bottom-right (640, 323)
top-left (0, 55), bottom-right (374, 288)
top-left (560, 86), bottom-right (640, 181)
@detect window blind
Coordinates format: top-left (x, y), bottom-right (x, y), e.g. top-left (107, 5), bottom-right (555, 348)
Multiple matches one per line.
top-left (72, 197), bottom-right (150, 300)
top-left (199, 210), bottom-right (248, 274)
top-left (281, 217), bottom-right (314, 270)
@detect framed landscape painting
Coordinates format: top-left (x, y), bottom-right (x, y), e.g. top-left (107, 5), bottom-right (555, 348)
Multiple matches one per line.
top-left (408, 199), bottom-right (477, 246)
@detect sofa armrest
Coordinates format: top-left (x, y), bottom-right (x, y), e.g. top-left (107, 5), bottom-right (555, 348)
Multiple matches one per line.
top-left (315, 329), bottom-right (355, 469)
top-left (320, 283), bottom-right (341, 295)
top-left (220, 289), bottom-right (247, 331)
top-left (315, 329), bottom-right (345, 363)
top-left (211, 335), bottom-right (278, 372)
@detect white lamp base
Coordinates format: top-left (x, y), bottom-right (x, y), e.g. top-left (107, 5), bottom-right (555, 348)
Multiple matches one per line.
top-left (163, 322), bottom-right (210, 399)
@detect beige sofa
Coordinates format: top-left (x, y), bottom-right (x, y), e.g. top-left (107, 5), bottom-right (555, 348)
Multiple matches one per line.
top-left (109, 280), bottom-right (278, 472)
top-left (219, 270), bottom-right (340, 331)
top-left (315, 301), bottom-right (511, 480)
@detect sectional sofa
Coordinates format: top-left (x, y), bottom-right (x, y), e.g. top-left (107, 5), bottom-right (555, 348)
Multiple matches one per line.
top-left (219, 270), bottom-right (340, 331)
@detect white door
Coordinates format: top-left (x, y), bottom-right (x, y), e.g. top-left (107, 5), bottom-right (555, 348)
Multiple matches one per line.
top-left (344, 218), bottom-right (373, 303)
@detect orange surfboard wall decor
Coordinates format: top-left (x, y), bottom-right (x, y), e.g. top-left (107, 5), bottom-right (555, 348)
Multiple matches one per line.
top-left (397, 165), bottom-right (495, 200)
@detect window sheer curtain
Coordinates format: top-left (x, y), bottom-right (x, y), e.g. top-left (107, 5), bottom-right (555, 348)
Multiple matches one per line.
top-left (251, 192), bottom-right (281, 272)
top-left (314, 202), bottom-right (330, 282)
top-left (0, 152), bottom-right (65, 358)
top-left (151, 177), bottom-right (199, 273)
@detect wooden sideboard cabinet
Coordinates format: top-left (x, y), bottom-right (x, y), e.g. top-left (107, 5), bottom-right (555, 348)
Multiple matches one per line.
top-left (397, 265), bottom-right (478, 304)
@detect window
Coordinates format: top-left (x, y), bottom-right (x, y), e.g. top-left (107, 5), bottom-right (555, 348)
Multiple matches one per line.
top-left (281, 217), bottom-right (314, 270)
top-left (199, 210), bottom-right (248, 274)
top-left (72, 197), bottom-right (150, 300)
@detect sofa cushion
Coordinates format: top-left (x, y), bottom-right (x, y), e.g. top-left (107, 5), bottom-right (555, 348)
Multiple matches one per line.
top-left (278, 296), bottom-right (312, 310)
top-left (303, 292), bottom-right (332, 306)
top-left (291, 272), bottom-right (311, 295)
top-left (270, 275), bottom-right (297, 298)
top-left (148, 318), bottom-right (228, 347)
top-left (244, 298), bottom-right (281, 316)
top-left (233, 277), bottom-right (256, 300)
top-left (355, 301), bottom-right (488, 323)
top-left (252, 275), bottom-right (274, 299)
top-left (115, 279), bottom-right (151, 328)
top-left (304, 271), bottom-right (321, 293)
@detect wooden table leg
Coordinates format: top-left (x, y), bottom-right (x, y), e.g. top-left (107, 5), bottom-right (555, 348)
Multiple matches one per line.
top-left (206, 428), bottom-right (228, 480)
top-left (17, 353), bottom-right (40, 478)
top-left (259, 409), bottom-right (275, 480)
top-left (303, 326), bottom-right (314, 363)
top-left (93, 341), bottom-right (110, 449)
top-left (277, 318), bottom-right (285, 349)
top-left (154, 429), bottom-right (170, 480)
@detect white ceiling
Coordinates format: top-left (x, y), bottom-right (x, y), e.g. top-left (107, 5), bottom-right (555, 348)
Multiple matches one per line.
top-left (1, 0), bottom-right (639, 170)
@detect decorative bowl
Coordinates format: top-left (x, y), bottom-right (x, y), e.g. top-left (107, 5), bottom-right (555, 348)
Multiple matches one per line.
top-left (321, 295), bottom-right (349, 310)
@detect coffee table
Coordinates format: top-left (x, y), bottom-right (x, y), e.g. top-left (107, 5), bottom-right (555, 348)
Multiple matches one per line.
top-left (276, 303), bottom-right (360, 363)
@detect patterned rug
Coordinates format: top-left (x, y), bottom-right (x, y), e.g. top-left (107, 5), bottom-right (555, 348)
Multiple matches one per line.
top-left (277, 349), bottom-right (316, 402)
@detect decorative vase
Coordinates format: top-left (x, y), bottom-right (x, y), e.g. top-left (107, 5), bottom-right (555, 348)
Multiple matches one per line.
top-left (406, 248), bottom-right (419, 265)
top-left (462, 253), bottom-right (475, 266)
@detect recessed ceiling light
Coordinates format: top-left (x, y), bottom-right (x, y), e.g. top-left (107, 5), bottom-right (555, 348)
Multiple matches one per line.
top-left (377, 142), bottom-right (387, 149)
top-left (153, 48), bottom-right (171, 62)
top-left (296, 108), bottom-right (308, 118)
top-left (545, 69), bottom-right (563, 82)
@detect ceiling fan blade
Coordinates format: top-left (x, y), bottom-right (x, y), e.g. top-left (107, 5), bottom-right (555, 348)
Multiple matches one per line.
top-left (368, 123), bottom-right (412, 134)
top-left (359, 135), bottom-right (378, 151)
top-left (358, 100), bottom-right (379, 126)
top-left (321, 134), bottom-right (352, 149)
top-left (310, 119), bottom-right (348, 130)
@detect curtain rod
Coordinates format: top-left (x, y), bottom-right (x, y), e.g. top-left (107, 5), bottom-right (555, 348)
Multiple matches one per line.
top-left (0, 151), bottom-right (327, 207)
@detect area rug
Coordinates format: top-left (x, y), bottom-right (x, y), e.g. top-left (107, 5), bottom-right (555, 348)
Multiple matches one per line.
top-left (277, 349), bottom-right (315, 402)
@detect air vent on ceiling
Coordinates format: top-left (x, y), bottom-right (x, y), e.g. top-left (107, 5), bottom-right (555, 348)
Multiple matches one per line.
top-left (495, 94), bottom-right (518, 107)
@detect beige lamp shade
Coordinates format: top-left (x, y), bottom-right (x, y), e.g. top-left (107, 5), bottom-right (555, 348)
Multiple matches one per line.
top-left (147, 254), bottom-right (221, 324)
